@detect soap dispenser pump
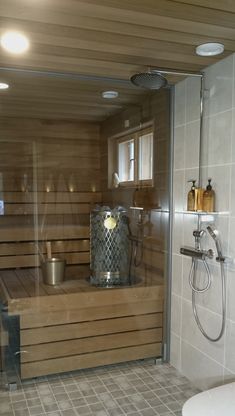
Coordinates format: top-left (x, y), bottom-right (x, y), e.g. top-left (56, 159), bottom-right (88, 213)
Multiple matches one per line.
top-left (203, 179), bottom-right (215, 212)
top-left (187, 180), bottom-right (197, 211)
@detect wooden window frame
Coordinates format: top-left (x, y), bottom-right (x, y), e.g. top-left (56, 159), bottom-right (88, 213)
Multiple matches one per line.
top-left (116, 126), bottom-right (154, 188)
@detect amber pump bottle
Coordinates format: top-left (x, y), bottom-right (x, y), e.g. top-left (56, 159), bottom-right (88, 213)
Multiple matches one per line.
top-left (203, 179), bottom-right (215, 212)
top-left (187, 180), bottom-right (197, 211)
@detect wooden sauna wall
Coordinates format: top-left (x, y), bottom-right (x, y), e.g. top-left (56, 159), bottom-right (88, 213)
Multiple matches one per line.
top-left (0, 117), bottom-right (101, 279)
top-left (100, 90), bottom-right (171, 282)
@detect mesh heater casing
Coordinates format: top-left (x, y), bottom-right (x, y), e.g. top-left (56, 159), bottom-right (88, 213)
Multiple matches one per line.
top-left (90, 206), bottom-right (130, 287)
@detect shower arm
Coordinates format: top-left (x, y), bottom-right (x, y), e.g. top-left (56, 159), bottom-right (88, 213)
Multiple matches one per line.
top-left (151, 68), bottom-right (203, 78)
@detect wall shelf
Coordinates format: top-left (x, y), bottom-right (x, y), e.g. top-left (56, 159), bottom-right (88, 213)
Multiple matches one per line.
top-left (175, 211), bottom-right (229, 215)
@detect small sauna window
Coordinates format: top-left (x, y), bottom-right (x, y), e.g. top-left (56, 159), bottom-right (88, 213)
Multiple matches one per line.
top-left (115, 126), bottom-right (153, 187)
top-left (118, 137), bottom-right (135, 183)
top-left (138, 130), bottom-right (153, 182)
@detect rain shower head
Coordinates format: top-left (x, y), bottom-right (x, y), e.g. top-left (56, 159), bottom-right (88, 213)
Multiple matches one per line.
top-left (130, 71), bottom-right (168, 90)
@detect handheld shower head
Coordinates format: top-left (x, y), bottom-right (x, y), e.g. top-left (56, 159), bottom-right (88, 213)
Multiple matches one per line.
top-left (207, 225), bottom-right (219, 241)
top-left (207, 225), bottom-right (223, 258)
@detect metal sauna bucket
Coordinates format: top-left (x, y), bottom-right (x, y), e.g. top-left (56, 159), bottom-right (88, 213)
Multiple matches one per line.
top-left (90, 206), bottom-right (130, 287)
top-left (41, 258), bottom-right (66, 286)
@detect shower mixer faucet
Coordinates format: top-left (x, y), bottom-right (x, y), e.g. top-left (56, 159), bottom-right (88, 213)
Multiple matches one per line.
top-left (180, 247), bottom-right (213, 260)
top-left (180, 228), bottom-right (214, 260)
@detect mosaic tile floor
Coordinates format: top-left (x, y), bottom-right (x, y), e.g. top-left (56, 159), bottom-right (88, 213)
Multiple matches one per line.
top-left (0, 360), bottom-right (200, 416)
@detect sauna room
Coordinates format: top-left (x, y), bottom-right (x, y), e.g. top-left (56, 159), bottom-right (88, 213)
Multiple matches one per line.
top-left (0, 50), bottom-right (170, 384)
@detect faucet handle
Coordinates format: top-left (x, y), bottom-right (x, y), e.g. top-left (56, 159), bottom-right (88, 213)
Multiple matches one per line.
top-left (193, 230), bottom-right (205, 238)
top-left (207, 249), bottom-right (214, 259)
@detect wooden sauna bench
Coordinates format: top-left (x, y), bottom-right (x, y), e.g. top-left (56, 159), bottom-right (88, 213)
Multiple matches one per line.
top-left (0, 269), bottom-right (164, 380)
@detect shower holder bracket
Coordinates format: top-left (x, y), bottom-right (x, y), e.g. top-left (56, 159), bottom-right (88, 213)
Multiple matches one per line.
top-left (216, 255), bottom-right (233, 264)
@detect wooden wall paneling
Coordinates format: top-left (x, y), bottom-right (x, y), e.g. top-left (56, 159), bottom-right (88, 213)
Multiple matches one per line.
top-left (0, 252), bottom-right (90, 269)
top-left (0, 268), bottom-right (164, 379)
top-left (0, 225), bottom-right (90, 242)
top-left (20, 299), bottom-right (164, 329)
top-left (5, 282), bottom-right (164, 315)
top-left (0, 0), bottom-right (234, 121)
top-left (2, 192), bottom-right (102, 203)
top-left (21, 313), bottom-right (162, 345)
top-left (21, 343), bottom-right (161, 379)
top-left (21, 328), bottom-right (162, 363)
top-left (0, 117), bottom-right (101, 273)
top-left (0, 240), bottom-right (90, 256)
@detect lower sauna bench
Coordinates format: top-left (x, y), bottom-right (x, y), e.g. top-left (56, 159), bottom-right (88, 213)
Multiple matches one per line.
top-left (0, 270), bottom-right (164, 380)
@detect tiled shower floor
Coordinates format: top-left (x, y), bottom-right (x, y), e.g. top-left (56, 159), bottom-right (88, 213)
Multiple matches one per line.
top-left (0, 360), bottom-right (200, 416)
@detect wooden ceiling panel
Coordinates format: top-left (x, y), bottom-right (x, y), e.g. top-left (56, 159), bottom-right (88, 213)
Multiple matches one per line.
top-left (0, 0), bottom-right (234, 121)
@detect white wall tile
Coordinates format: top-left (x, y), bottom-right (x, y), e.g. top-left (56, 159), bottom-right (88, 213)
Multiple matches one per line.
top-left (172, 213), bottom-right (184, 254)
top-left (186, 77), bottom-right (201, 123)
top-left (172, 254), bottom-right (183, 296)
top-left (225, 320), bottom-right (235, 374)
top-left (228, 217), bottom-right (235, 261)
top-left (231, 109), bottom-right (235, 163)
top-left (174, 80), bottom-right (186, 127)
top-left (181, 299), bottom-right (225, 364)
top-left (173, 170), bottom-right (184, 212)
top-left (223, 367), bottom-right (235, 384)
top-left (171, 293), bottom-right (182, 336)
top-left (170, 332), bottom-right (181, 371)
top-left (204, 55), bottom-right (233, 117)
top-left (206, 110), bottom-right (232, 166)
top-left (227, 269), bottom-right (235, 322)
top-left (185, 121), bottom-right (200, 169)
top-left (182, 256), bottom-right (192, 301)
top-left (174, 125), bottom-right (185, 170)
top-left (230, 164), bottom-right (235, 215)
top-left (181, 340), bottom-right (224, 390)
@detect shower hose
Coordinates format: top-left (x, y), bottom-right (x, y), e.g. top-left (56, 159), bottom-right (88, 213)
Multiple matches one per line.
top-left (188, 247), bottom-right (226, 342)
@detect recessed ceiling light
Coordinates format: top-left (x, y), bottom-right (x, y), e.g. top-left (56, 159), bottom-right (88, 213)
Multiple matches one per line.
top-left (102, 90), bottom-right (119, 99)
top-left (1, 31), bottom-right (29, 54)
top-left (196, 42), bottom-right (224, 57)
top-left (0, 82), bottom-right (9, 90)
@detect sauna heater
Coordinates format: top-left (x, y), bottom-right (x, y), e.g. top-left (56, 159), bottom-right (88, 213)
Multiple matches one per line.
top-left (90, 206), bottom-right (130, 287)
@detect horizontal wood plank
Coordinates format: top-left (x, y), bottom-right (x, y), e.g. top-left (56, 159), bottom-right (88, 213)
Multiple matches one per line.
top-left (21, 343), bottom-right (161, 379)
top-left (20, 299), bottom-right (163, 328)
top-left (7, 283), bottom-right (164, 315)
top-left (0, 225), bottom-right (89, 242)
top-left (0, 240), bottom-right (90, 256)
top-left (21, 328), bottom-right (162, 362)
top-left (21, 313), bottom-right (162, 345)
top-left (2, 192), bottom-right (102, 204)
top-left (0, 252), bottom-right (89, 269)
top-left (4, 203), bottom-right (91, 216)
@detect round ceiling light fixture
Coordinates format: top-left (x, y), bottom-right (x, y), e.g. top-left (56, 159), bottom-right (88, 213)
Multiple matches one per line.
top-left (1, 31), bottom-right (30, 54)
top-left (0, 82), bottom-right (9, 90)
top-left (195, 42), bottom-right (224, 57)
top-left (102, 90), bottom-right (119, 99)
